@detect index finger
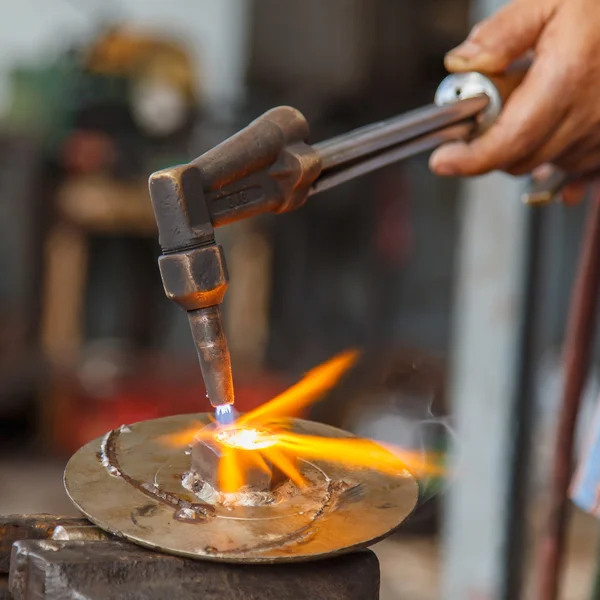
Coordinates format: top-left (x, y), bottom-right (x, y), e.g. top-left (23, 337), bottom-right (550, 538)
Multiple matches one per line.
top-left (430, 57), bottom-right (570, 177)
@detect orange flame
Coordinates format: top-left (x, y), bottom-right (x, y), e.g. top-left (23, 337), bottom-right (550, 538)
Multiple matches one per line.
top-left (273, 432), bottom-right (443, 478)
top-left (159, 421), bottom-right (213, 447)
top-left (237, 350), bottom-right (359, 426)
top-left (160, 349), bottom-right (445, 494)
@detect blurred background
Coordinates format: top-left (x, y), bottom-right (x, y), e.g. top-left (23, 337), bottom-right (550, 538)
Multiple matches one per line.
top-left (0, 0), bottom-right (599, 599)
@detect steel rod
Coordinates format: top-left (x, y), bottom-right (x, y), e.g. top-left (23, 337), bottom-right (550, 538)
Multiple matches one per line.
top-left (309, 122), bottom-right (475, 196)
top-left (313, 96), bottom-right (488, 171)
top-left (537, 187), bottom-right (600, 600)
top-left (501, 202), bottom-right (546, 600)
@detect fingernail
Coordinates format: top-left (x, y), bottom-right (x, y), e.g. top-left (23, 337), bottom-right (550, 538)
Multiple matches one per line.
top-left (445, 41), bottom-right (482, 71)
top-left (430, 153), bottom-right (457, 177)
top-left (447, 40), bottom-right (481, 59)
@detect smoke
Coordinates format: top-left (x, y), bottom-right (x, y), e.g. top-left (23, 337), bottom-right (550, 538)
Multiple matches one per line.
top-left (347, 388), bottom-right (460, 507)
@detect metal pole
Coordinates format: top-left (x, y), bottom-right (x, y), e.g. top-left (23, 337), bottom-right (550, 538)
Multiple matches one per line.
top-left (441, 1), bottom-right (532, 595)
top-left (538, 189), bottom-right (600, 600)
top-left (442, 171), bottom-right (527, 600)
top-left (501, 204), bottom-right (546, 600)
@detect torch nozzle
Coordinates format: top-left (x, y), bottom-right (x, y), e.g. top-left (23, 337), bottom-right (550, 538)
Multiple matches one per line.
top-left (187, 305), bottom-right (235, 409)
top-left (215, 404), bottom-right (237, 427)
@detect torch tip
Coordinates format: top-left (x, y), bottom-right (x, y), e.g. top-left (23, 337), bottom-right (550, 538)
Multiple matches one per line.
top-left (215, 404), bottom-right (237, 427)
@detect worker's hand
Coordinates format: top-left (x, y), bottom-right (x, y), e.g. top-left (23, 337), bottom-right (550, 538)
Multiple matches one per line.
top-left (429, 0), bottom-right (600, 198)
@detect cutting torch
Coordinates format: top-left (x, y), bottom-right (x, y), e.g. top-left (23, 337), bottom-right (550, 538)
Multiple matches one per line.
top-left (148, 61), bottom-right (566, 416)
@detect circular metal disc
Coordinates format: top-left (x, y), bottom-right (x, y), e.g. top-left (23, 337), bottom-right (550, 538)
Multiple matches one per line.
top-left (64, 414), bottom-right (418, 563)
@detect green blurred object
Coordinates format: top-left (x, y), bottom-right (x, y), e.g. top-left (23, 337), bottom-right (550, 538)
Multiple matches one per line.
top-left (6, 60), bottom-right (79, 155)
top-left (419, 427), bottom-right (448, 500)
top-left (6, 58), bottom-right (137, 162)
top-left (2, 25), bottom-right (199, 176)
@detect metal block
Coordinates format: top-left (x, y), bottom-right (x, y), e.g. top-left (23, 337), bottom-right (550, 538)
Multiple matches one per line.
top-left (51, 525), bottom-right (110, 542)
top-left (9, 539), bottom-right (380, 600)
top-left (190, 432), bottom-right (288, 494)
top-left (0, 515), bottom-right (89, 574)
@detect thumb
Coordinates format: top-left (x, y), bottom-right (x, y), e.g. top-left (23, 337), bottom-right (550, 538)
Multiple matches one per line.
top-left (445, 0), bottom-right (556, 74)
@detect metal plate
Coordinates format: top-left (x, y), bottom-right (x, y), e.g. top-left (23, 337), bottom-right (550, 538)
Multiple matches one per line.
top-left (64, 414), bottom-right (418, 564)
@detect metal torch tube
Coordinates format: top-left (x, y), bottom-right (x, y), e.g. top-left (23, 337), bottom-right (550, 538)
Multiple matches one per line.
top-left (310, 121), bottom-right (475, 196)
top-left (188, 305), bottom-right (235, 408)
top-left (313, 95), bottom-right (489, 171)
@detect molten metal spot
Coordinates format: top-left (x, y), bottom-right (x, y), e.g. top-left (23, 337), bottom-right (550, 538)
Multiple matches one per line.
top-left (215, 428), bottom-right (276, 450)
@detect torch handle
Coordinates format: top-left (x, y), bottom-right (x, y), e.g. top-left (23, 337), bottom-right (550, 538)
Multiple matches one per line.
top-left (434, 57), bottom-right (531, 135)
